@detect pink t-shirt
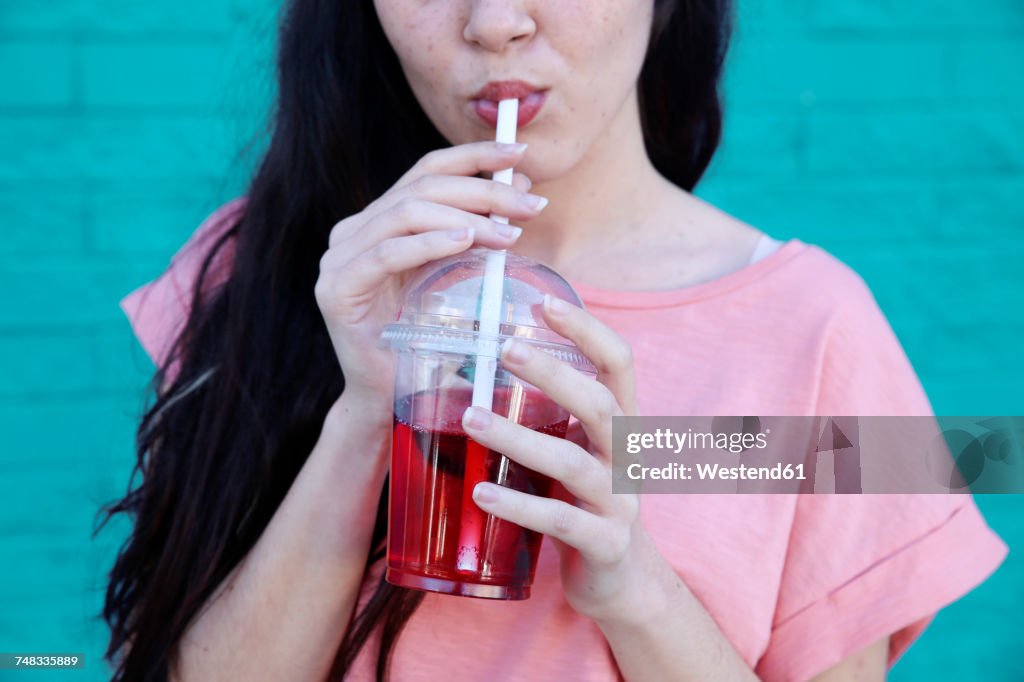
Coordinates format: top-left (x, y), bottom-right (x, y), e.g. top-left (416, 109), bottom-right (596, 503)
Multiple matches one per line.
top-left (121, 201), bottom-right (1008, 682)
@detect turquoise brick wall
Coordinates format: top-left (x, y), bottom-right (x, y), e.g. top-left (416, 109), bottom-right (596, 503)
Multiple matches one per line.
top-left (0, 1), bottom-right (1020, 679)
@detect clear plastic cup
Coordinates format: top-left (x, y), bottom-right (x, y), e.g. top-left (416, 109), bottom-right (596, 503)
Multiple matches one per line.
top-left (378, 248), bottom-right (597, 600)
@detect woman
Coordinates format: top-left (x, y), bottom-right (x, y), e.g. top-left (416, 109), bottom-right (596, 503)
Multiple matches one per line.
top-left (99, 0), bottom-right (1008, 680)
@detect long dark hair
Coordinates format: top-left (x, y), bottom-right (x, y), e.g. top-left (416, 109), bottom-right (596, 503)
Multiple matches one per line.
top-left (95, 0), bottom-right (734, 679)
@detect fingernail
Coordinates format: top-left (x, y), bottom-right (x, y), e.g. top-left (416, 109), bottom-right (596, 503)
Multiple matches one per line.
top-left (543, 293), bottom-right (570, 316)
top-left (495, 223), bottom-right (523, 240)
top-left (473, 483), bottom-right (499, 505)
top-left (521, 194), bottom-right (549, 211)
top-left (502, 339), bottom-right (531, 364)
top-left (463, 406), bottom-right (491, 431)
top-left (498, 142), bottom-right (528, 154)
top-left (448, 227), bottom-right (474, 241)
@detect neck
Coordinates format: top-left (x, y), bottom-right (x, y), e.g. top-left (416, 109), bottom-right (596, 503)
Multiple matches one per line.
top-left (506, 86), bottom-right (676, 276)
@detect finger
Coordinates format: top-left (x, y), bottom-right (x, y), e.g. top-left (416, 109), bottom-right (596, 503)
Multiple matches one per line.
top-left (329, 172), bottom-right (541, 248)
top-left (498, 338), bottom-right (622, 463)
top-left (395, 140), bottom-right (529, 192)
top-left (471, 483), bottom-right (628, 566)
top-left (399, 174), bottom-right (547, 222)
top-left (511, 171), bottom-right (532, 193)
top-left (320, 228), bottom-right (476, 305)
top-left (539, 295), bottom-right (638, 416)
top-left (332, 199), bottom-right (523, 250)
top-left (461, 406), bottom-right (613, 513)
top-left (356, 143), bottom-right (533, 228)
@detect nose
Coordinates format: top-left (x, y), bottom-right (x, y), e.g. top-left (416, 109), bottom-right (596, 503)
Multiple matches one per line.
top-left (463, 0), bottom-right (536, 52)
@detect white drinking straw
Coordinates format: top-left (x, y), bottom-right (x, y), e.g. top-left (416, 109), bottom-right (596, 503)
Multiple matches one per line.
top-left (472, 98), bottom-right (517, 412)
top-left (457, 98), bottom-right (518, 573)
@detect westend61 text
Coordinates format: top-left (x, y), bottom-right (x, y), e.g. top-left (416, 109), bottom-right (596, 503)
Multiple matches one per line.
top-left (627, 462), bottom-right (807, 481)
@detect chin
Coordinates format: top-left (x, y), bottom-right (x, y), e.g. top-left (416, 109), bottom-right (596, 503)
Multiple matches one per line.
top-left (527, 151), bottom-right (583, 184)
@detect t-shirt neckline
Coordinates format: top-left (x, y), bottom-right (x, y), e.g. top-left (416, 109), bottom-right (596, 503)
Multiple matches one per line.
top-left (564, 238), bottom-right (808, 309)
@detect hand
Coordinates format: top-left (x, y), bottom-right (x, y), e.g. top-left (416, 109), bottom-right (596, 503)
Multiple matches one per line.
top-left (460, 295), bottom-right (658, 624)
top-left (314, 141), bottom-right (549, 401)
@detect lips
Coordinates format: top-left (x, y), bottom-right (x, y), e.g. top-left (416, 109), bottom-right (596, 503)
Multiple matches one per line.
top-left (470, 79), bottom-right (548, 128)
top-left (472, 79), bottom-right (543, 101)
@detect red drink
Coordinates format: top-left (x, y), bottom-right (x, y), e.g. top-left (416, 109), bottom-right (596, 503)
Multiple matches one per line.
top-left (387, 384), bottom-right (569, 599)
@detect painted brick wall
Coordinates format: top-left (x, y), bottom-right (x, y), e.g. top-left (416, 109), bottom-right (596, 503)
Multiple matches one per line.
top-left (0, 1), bottom-right (1020, 679)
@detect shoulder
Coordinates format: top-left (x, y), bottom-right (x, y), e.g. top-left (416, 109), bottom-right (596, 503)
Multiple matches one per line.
top-left (120, 198), bottom-right (248, 368)
top-left (794, 244), bottom-right (902, 348)
top-left (684, 191), bottom-right (880, 318)
top-left (783, 243), bottom-right (934, 414)
top-left (776, 241), bottom-right (881, 320)
top-left (141, 196), bottom-right (247, 298)
top-left (748, 238), bottom-right (903, 357)
top-left (171, 197), bottom-right (248, 271)
top-left (685, 189), bottom-right (891, 331)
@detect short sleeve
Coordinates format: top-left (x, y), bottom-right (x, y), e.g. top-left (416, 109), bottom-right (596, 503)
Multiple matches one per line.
top-left (755, 269), bottom-right (1009, 681)
top-left (120, 198), bottom-right (245, 372)
top-left (756, 495), bottom-right (1007, 681)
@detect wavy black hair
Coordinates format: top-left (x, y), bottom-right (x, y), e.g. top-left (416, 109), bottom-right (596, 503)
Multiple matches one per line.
top-left (95, 0), bottom-right (734, 679)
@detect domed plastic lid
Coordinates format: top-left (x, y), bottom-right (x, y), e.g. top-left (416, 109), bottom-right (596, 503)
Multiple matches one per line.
top-left (380, 248), bottom-right (597, 375)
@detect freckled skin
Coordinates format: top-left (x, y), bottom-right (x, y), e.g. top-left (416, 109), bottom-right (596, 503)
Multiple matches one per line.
top-left (371, 1), bottom-right (764, 292)
top-left (372, 0), bottom-right (655, 184)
